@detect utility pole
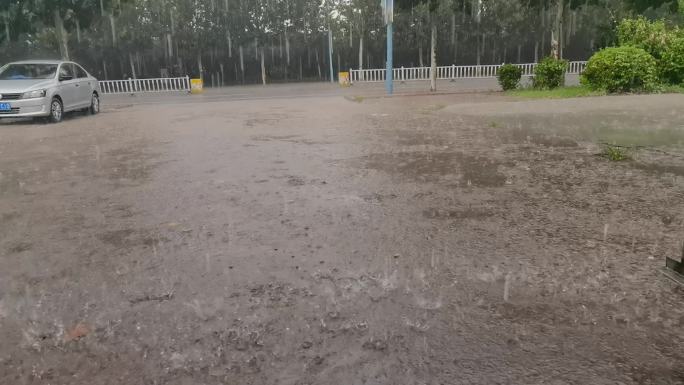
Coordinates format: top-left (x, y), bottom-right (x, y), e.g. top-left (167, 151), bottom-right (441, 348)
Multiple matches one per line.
top-left (383, 0), bottom-right (394, 95)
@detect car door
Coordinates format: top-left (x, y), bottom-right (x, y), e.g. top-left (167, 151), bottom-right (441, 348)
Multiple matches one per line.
top-left (73, 64), bottom-right (93, 107)
top-left (56, 63), bottom-right (78, 111)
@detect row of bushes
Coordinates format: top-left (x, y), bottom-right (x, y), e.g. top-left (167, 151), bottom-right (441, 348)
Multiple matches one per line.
top-left (497, 57), bottom-right (568, 92)
top-left (498, 17), bottom-right (684, 93)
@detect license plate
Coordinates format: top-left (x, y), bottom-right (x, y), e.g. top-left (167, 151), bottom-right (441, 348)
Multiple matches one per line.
top-left (0, 103), bottom-right (10, 111)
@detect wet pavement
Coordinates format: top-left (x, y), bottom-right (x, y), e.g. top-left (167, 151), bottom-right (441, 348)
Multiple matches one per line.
top-left (1, 89), bottom-right (683, 384)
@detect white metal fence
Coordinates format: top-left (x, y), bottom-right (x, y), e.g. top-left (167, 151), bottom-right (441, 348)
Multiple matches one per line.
top-left (350, 61), bottom-right (587, 84)
top-left (99, 76), bottom-right (191, 94)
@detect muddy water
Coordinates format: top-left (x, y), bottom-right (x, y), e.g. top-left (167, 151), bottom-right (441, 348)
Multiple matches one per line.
top-left (0, 93), bottom-right (683, 385)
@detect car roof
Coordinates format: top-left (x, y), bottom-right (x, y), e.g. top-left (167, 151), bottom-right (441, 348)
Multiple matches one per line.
top-left (8, 60), bottom-right (66, 65)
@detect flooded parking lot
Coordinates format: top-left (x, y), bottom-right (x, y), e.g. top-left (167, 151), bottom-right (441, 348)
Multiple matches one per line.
top-left (1, 90), bottom-right (683, 384)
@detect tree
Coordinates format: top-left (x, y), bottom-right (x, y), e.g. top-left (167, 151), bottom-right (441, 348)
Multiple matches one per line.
top-left (396, 0), bottom-right (441, 91)
top-left (0, 0), bottom-right (679, 84)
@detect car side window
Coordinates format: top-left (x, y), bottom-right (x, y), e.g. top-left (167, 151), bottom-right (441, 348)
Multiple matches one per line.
top-left (59, 64), bottom-right (74, 80)
top-left (75, 65), bottom-right (88, 79)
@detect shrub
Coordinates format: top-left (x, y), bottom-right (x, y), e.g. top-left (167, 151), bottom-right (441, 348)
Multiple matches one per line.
top-left (533, 57), bottom-right (568, 89)
top-left (617, 17), bottom-right (675, 60)
top-left (497, 64), bottom-right (523, 91)
top-left (660, 37), bottom-right (684, 85)
top-left (581, 46), bottom-right (658, 93)
top-left (602, 144), bottom-right (631, 161)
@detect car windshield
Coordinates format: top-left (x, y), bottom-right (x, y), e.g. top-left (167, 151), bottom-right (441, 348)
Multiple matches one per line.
top-left (0, 63), bottom-right (58, 80)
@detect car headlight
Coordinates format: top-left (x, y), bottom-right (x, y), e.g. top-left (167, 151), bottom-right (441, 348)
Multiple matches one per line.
top-left (22, 89), bottom-right (47, 99)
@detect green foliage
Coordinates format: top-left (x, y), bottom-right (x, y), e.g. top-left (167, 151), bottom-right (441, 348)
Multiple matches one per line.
top-left (660, 37), bottom-right (684, 84)
top-left (533, 57), bottom-right (568, 90)
top-left (581, 46), bottom-right (659, 93)
top-left (497, 64), bottom-right (523, 91)
top-left (617, 17), bottom-right (676, 60)
top-left (601, 144), bottom-right (631, 161)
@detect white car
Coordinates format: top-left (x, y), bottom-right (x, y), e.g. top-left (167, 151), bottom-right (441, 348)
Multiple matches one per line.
top-left (0, 60), bottom-right (100, 123)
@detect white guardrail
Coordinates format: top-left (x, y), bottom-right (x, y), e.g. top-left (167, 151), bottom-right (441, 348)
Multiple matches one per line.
top-left (350, 61), bottom-right (587, 84)
top-left (99, 76), bottom-right (191, 94)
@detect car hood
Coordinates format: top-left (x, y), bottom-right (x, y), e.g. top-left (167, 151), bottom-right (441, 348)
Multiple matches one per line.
top-left (0, 79), bottom-right (55, 94)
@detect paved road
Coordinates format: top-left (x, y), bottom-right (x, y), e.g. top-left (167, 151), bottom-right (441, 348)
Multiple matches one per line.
top-left (102, 75), bottom-right (581, 106)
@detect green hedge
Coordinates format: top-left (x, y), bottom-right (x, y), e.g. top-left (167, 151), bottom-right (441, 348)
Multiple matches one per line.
top-left (661, 37), bottom-right (684, 85)
top-left (581, 46), bottom-right (659, 93)
top-left (498, 64), bottom-right (523, 91)
top-left (533, 57), bottom-right (568, 90)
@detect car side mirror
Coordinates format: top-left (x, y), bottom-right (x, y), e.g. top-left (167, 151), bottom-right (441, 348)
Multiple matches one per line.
top-left (59, 75), bottom-right (73, 81)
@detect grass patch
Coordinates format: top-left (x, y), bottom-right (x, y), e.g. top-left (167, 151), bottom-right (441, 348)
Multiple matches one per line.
top-left (507, 86), bottom-right (606, 99)
top-left (600, 144), bottom-right (632, 161)
top-left (345, 95), bottom-right (365, 103)
top-left (418, 104), bottom-right (446, 114)
top-left (508, 84), bottom-right (684, 99)
top-left (660, 84), bottom-right (684, 94)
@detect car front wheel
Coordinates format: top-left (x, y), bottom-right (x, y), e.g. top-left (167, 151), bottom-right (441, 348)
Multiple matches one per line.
top-left (89, 93), bottom-right (100, 115)
top-left (48, 97), bottom-right (63, 123)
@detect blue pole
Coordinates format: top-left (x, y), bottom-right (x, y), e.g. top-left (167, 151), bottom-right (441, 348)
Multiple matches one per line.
top-left (386, 22), bottom-right (393, 95)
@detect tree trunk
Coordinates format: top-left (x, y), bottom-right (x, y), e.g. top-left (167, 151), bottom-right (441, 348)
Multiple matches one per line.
top-left (316, 49), bottom-right (322, 80)
top-left (358, 36), bottom-right (363, 70)
top-left (418, 40), bottom-right (424, 67)
top-left (451, 14), bottom-right (456, 46)
top-left (453, 33), bottom-right (458, 63)
top-left (254, 37), bottom-right (258, 60)
top-left (285, 31), bottom-right (290, 65)
top-left (239, 45), bottom-right (244, 83)
top-left (261, 49), bottom-right (266, 85)
top-left (129, 52), bottom-right (137, 79)
top-left (196, 53), bottom-right (202, 80)
top-left (299, 56), bottom-right (303, 81)
top-left (430, 22), bottom-right (437, 92)
top-left (552, 0), bottom-right (563, 59)
top-left (54, 10), bottom-right (70, 60)
top-left (4, 12), bottom-right (10, 47)
top-left (535, 40), bottom-right (539, 62)
top-left (75, 19), bottom-right (81, 43)
top-left (328, 29), bottom-right (334, 83)
top-left (103, 60), bottom-right (108, 80)
top-left (517, 44), bottom-right (521, 63)
top-left (109, 14), bottom-right (117, 46)
top-left (227, 31), bottom-right (232, 58)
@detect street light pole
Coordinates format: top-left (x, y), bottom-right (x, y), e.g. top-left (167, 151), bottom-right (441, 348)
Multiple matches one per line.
top-left (383, 0), bottom-right (394, 95)
top-left (386, 21), bottom-right (393, 95)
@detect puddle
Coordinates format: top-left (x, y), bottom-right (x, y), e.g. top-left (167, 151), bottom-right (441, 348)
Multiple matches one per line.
top-left (423, 207), bottom-right (494, 220)
top-left (631, 162), bottom-right (684, 177)
top-left (505, 128), bottom-right (579, 148)
top-left (499, 115), bottom-right (684, 148)
top-left (359, 151), bottom-right (507, 187)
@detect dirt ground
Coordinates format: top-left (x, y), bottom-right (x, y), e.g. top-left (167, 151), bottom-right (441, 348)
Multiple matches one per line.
top-left (1, 89), bottom-right (683, 385)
